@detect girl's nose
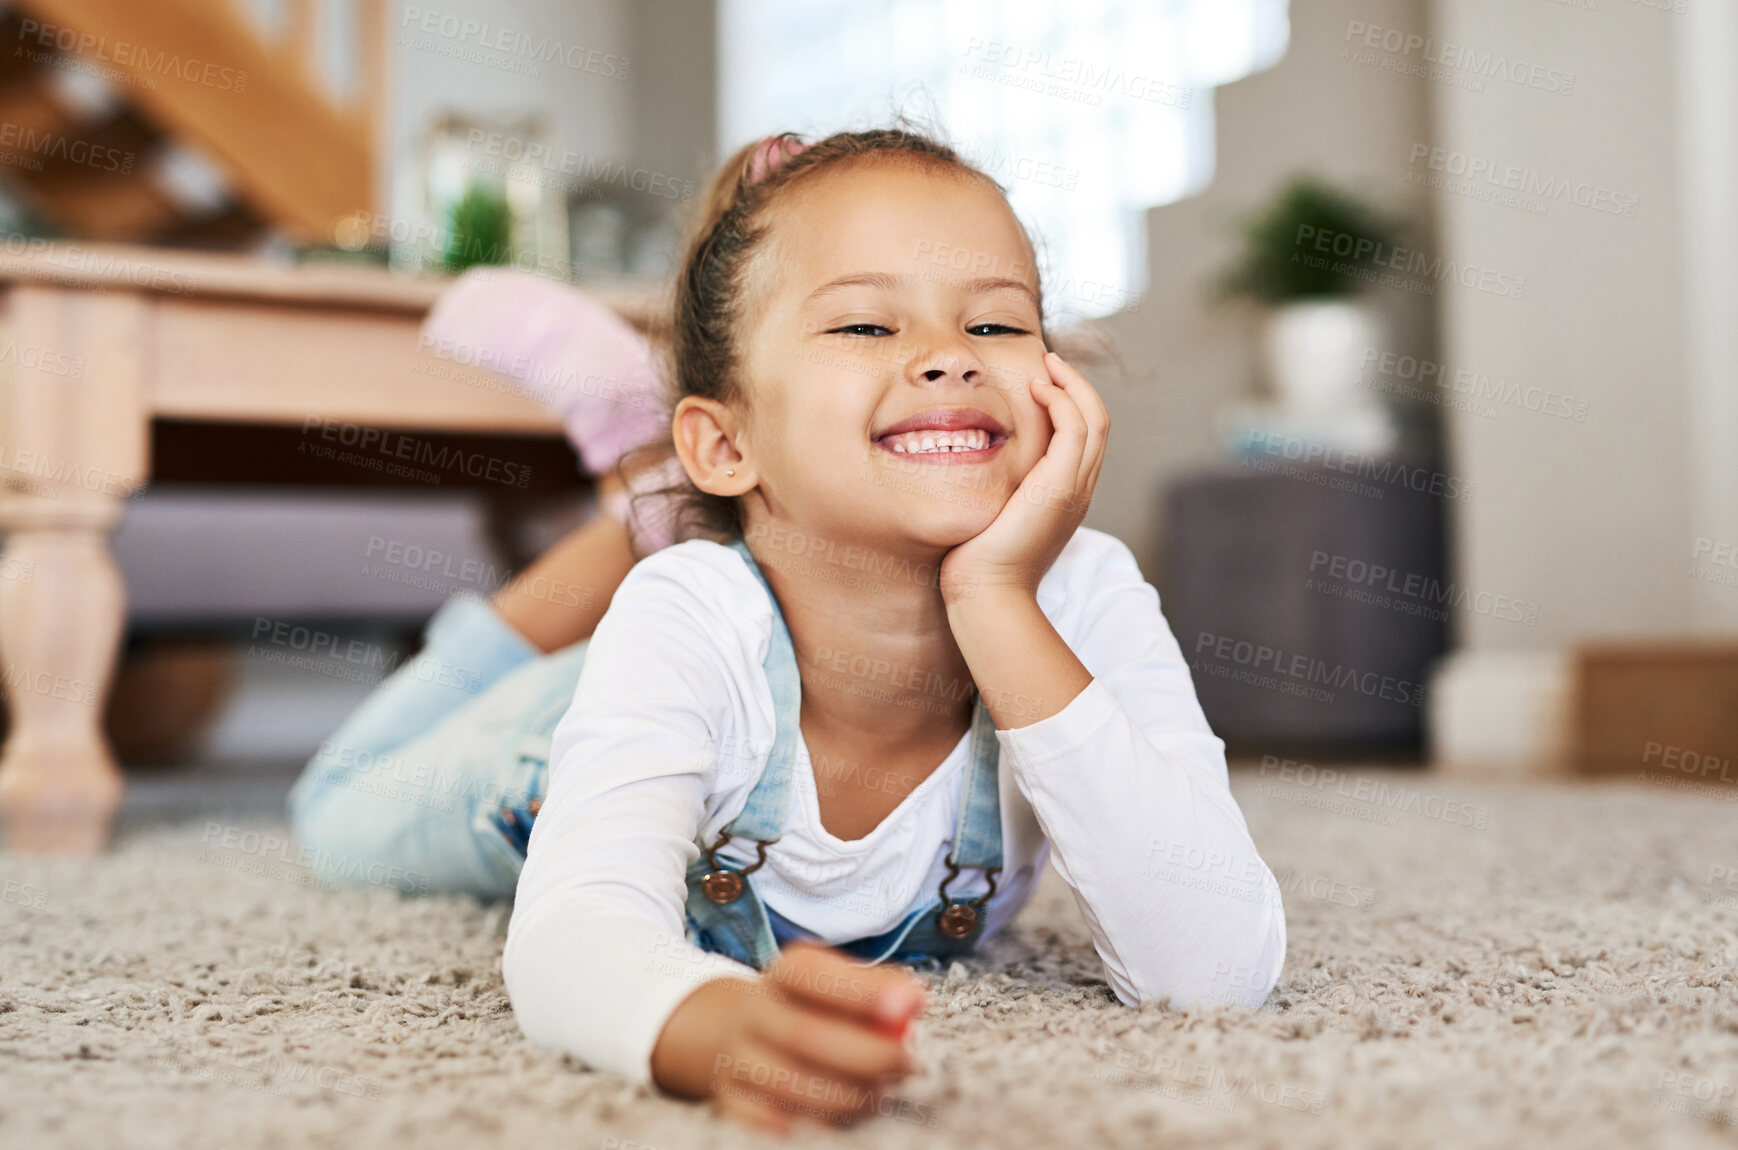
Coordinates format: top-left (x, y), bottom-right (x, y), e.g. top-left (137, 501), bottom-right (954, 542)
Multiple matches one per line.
top-left (910, 341), bottom-right (985, 386)
top-left (920, 365), bottom-right (979, 383)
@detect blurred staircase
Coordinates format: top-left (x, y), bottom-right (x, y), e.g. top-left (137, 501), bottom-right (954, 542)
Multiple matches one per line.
top-left (0, 0), bottom-right (382, 246)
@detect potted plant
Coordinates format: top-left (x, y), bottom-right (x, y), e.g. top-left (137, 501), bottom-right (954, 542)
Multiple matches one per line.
top-left (444, 183), bottom-right (513, 273)
top-left (1218, 176), bottom-right (1404, 414)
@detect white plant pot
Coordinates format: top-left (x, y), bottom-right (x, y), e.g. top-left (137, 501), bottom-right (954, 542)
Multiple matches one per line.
top-left (1262, 300), bottom-right (1383, 413)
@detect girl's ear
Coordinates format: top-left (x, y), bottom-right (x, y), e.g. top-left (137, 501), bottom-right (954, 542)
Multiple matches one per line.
top-left (672, 395), bottom-right (755, 495)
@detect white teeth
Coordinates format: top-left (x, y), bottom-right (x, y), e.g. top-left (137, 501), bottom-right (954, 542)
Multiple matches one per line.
top-left (882, 428), bottom-right (992, 454)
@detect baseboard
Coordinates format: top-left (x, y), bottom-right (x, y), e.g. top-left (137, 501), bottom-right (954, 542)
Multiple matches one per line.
top-left (1426, 649), bottom-right (1572, 776)
top-left (1572, 642), bottom-right (1738, 785)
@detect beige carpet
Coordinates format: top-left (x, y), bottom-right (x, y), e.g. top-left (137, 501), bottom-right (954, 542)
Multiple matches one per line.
top-left (3, 768), bottom-right (1737, 1150)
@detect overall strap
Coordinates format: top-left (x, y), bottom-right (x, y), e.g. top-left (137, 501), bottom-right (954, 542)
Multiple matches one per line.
top-left (951, 697), bottom-right (1003, 872)
top-left (720, 537), bottom-right (802, 843)
top-left (681, 537), bottom-right (800, 969)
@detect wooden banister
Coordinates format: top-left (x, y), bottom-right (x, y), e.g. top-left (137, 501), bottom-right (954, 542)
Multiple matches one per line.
top-left (13, 0), bottom-right (373, 241)
top-left (354, 0), bottom-right (387, 143)
top-left (283, 0), bottom-right (319, 83)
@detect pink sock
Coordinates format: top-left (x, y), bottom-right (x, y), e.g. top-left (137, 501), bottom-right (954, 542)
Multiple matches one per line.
top-left (421, 267), bottom-right (670, 478)
top-left (422, 268), bottom-right (681, 552)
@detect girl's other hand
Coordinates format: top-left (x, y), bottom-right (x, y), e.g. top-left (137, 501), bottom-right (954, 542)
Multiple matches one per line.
top-left (650, 941), bottom-right (927, 1133)
top-left (940, 351), bottom-right (1109, 603)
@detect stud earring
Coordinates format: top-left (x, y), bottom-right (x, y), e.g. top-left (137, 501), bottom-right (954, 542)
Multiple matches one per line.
top-left (726, 468), bottom-right (736, 477)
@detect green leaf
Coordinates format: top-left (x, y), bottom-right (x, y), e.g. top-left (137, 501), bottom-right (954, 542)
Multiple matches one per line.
top-left (1216, 175), bottom-right (1406, 303)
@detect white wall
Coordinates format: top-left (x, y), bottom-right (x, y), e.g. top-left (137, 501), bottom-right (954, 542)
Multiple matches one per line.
top-left (1674, 0), bottom-right (1738, 632)
top-left (1424, 0), bottom-right (1729, 768)
top-left (1429, 0), bottom-right (1694, 649)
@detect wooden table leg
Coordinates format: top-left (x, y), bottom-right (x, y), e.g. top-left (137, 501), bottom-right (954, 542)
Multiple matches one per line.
top-left (0, 285), bottom-right (147, 854)
top-left (0, 495), bottom-right (127, 852)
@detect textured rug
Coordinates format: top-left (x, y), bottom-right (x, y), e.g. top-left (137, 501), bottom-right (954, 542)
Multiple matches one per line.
top-left (3, 767), bottom-right (1737, 1150)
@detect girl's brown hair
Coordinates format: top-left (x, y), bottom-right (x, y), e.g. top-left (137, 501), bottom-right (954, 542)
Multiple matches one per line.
top-left (617, 121), bottom-right (1052, 555)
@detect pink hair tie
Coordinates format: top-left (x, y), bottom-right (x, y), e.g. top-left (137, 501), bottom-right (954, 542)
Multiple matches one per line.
top-left (746, 134), bottom-right (811, 183)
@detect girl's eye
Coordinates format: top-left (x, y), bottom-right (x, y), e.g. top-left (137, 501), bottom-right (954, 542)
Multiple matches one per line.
top-left (968, 323), bottom-right (1029, 336)
top-left (826, 323), bottom-right (893, 336)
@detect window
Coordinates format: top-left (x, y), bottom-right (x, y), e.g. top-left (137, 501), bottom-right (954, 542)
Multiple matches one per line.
top-left (719, 0), bottom-right (1289, 319)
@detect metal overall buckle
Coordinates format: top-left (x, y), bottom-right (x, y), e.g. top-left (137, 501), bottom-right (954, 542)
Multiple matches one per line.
top-left (935, 854), bottom-right (1000, 938)
top-left (700, 830), bottom-right (771, 904)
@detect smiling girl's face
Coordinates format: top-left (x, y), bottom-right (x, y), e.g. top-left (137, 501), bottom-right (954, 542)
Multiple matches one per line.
top-left (732, 157), bottom-right (1051, 553)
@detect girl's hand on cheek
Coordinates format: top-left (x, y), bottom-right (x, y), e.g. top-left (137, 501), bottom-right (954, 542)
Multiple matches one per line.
top-left (940, 351), bottom-right (1108, 603)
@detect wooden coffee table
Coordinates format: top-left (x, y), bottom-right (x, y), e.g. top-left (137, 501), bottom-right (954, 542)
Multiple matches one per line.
top-left (0, 242), bottom-right (659, 853)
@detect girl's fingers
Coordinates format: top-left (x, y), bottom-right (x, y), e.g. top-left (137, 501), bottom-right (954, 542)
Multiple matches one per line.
top-left (1033, 360), bottom-right (1091, 508)
top-left (1048, 353), bottom-right (1108, 493)
top-left (765, 942), bottom-right (926, 1030)
top-left (749, 997), bottom-right (914, 1083)
top-left (1032, 369), bottom-right (1088, 474)
top-left (1048, 352), bottom-right (1110, 429)
top-left (1045, 351), bottom-right (1109, 496)
top-left (1019, 389), bottom-right (1076, 515)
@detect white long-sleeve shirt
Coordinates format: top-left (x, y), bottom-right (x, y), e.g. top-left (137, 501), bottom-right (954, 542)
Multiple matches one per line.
top-left (503, 526), bottom-right (1286, 1084)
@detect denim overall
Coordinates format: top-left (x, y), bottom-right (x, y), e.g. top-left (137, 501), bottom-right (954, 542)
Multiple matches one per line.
top-left (679, 538), bottom-right (1005, 970)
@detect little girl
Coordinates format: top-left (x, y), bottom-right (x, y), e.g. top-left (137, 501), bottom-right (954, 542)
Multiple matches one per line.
top-left (290, 126), bottom-right (1284, 1132)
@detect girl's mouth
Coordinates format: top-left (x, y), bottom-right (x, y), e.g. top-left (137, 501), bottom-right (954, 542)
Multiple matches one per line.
top-left (874, 427), bottom-right (1006, 463)
top-left (871, 408), bottom-right (1010, 464)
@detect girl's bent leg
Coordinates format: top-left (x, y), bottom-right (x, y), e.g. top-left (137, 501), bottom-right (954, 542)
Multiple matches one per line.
top-left (287, 593), bottom-right (534, 893)
top-left (296, 595), bottom-right (537, 768)
top-left (288, 493), bottom-right (639, 898)
top-left (290, 638), bottom-right (591, 898)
